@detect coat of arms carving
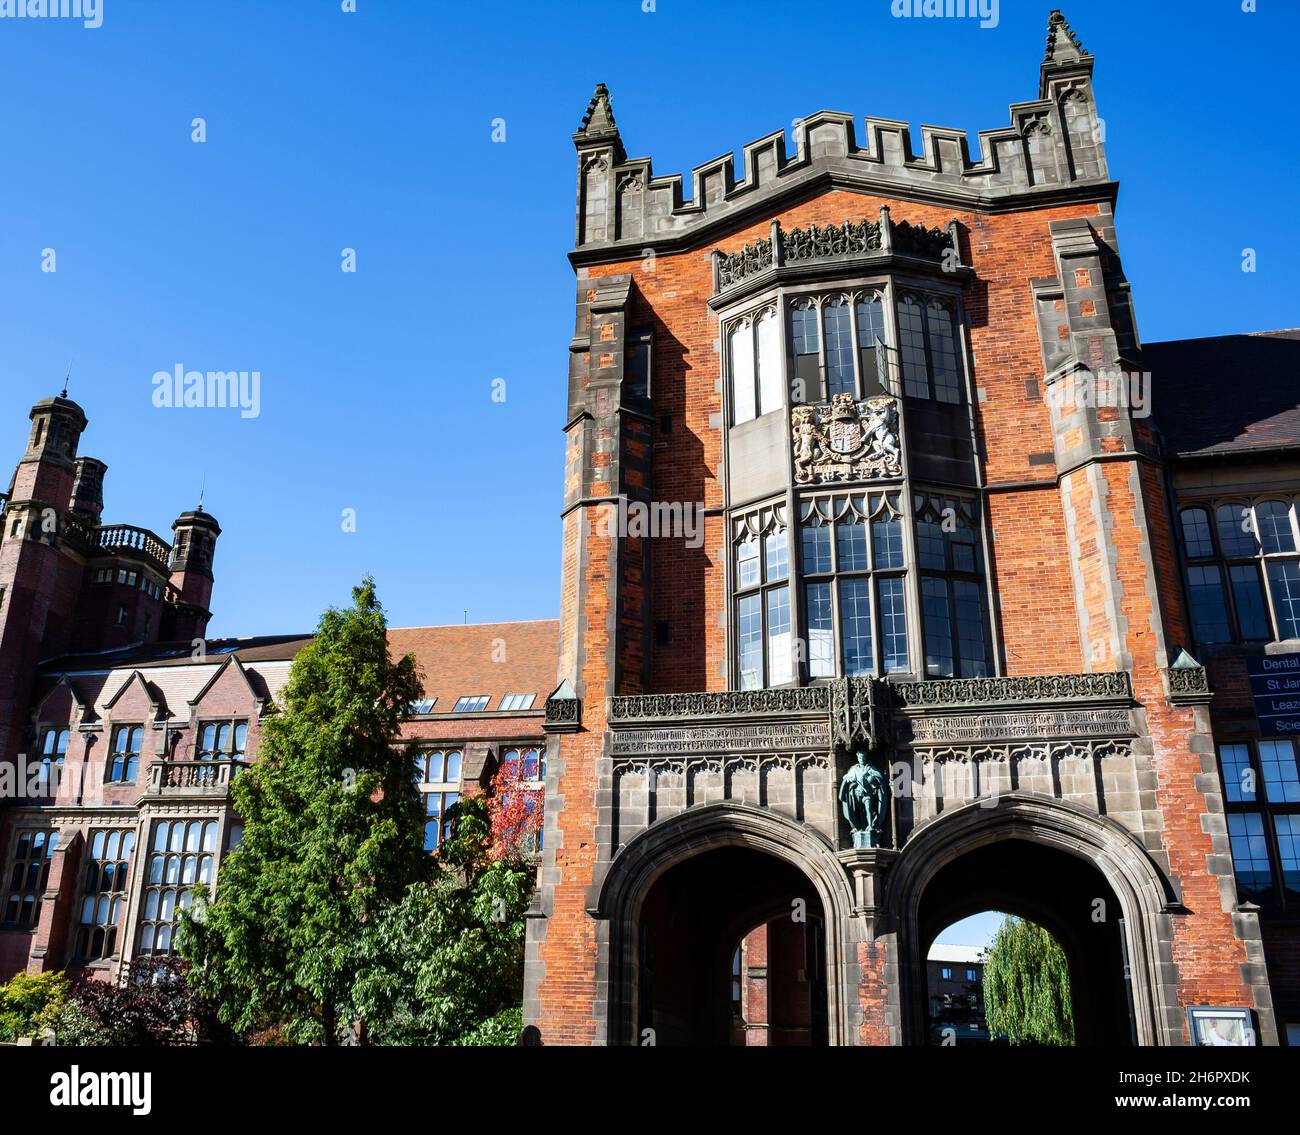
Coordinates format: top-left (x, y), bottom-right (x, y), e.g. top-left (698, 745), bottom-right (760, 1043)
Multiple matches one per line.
top-left (792, 394), bottom-right (902, 484)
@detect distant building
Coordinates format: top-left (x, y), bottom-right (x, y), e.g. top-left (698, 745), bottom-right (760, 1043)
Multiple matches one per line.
top-left (0, 391), bottom-right (556, 982)
top-left (926, 944), bottom-right (987, 1045)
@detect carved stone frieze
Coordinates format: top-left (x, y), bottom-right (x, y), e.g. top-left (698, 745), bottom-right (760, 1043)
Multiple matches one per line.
top-left (892, 671), bottom-right (1131, 708)
top-left (783, 218), bottom-right (882, 262)
top-left (909, 737), bottom-right (1134, 764)
top-left (610, 685), bottom-right (828, 723)
top-left (610, 720), bottom-right (831, 757)
top-left (906, 707), bottom-right (1132, 744)
top-left (716, 237), bottom-right (774, 290)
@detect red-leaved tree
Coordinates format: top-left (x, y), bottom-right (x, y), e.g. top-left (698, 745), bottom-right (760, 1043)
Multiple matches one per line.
top-left (486, 751), bottom-right (543, 861)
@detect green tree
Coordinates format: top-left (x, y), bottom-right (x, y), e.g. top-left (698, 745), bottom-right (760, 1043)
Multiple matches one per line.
top-left (982, 916), bottom-right (1075, 1046)
top-left (181, 577), bottom-right (430, 1045)
top-left (353, 795), bottom-right (534, 1045)
top-left (0, 971), bottom-right (67, 1042)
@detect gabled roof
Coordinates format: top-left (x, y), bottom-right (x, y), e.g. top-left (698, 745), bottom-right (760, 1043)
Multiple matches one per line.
top-left (102, 670), bottom-right (169, 720)
top-left (1146, 330), bottom-right (1300, 459)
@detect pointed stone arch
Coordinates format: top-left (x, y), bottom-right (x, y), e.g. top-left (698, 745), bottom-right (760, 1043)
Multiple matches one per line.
top-left (594, 801), bottom-right (860, 1046)
top-left (887, 792), bottom-right (1181, 1045)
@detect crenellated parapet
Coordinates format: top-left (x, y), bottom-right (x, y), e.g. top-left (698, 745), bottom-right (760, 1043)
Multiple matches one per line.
top-left (571, 11), bottom-right (1110, 264)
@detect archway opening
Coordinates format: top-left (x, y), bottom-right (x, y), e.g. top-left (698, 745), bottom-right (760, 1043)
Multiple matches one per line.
top-left (917, 839), bottom-right (1136, 1045)
top-left (637, 846), bottom-right (828, 1046)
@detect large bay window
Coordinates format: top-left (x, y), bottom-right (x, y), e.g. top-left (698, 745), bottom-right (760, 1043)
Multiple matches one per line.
top-left (138, 819), bottom-right (217, 956)
top-left (1179, 497), bottom-right (1300, 645)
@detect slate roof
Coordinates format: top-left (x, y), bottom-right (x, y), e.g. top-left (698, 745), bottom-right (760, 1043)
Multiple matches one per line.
top-left (1146, 330), bottom-right (1300, 459)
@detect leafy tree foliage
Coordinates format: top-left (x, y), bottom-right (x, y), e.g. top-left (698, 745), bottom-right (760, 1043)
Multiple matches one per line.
top-left (354, 795), bottom-right (533, 1045)
top-left (488, 753), bottom-right (543, 860)
top-left (982, 916), bottom-right (1075, 1046)
top-left (0, 971), bottom-right (67, 1041)
top-left (52, 958), bottom-right (206, 1046)
top-left (181, 578), bottom-right (430, 1045)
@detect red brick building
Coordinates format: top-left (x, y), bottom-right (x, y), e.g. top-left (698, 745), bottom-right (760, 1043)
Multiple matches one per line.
top-left (0, 390), bottom-right (556, 982)
top-left (524, 10), bottom-right (1298, 1045)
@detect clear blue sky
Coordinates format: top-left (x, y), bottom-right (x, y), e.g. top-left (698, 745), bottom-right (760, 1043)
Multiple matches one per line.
top-left (0, 1), bottom-right (1294, 637)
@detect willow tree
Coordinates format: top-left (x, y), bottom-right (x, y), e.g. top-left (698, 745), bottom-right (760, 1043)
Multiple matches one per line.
top-left (181, 577), bottom-right (429, 1044)
top-left (982, 916), bottom-right (1075, 1046)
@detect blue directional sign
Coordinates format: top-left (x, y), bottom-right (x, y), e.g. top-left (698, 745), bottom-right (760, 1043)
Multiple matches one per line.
top-left (1247, 653), bottom-right (1300, 737)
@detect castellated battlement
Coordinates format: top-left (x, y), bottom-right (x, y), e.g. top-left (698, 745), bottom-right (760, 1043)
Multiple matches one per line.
top-left (572, 9), bottom-right (1107, 260)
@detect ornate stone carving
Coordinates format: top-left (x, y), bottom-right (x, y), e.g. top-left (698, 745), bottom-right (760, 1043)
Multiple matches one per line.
top-left (792, 394), bottom-right (901, 484)
top-left (609, 686), bottom-right (828, 723)
top-left (1165, 663), bottom-right (1210, 705)
top-left (910, 738), bottom-right (1133, 765)
top-left (717, 237), bottom-right (773, 289)
top-left (892, 671), bottom-right (1131, 708)
top-left (829, 677), bottom-right (885, 751)
top-left (544, 680), bottom-right (581, 733)
top-left (784, 218), bottom-right (881, 262)
top-left (889, 220), bottom-right (952, 259)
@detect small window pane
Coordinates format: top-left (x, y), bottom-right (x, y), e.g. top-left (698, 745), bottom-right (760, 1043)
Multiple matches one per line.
top-left (1275, 815), bottom-right (1300, 901)
top-left (736, 539), bottom-right (760, 589)
top-left (953, 580), bottom-right (988, 678)
top-left (791, 304), bottom-right (819, 357)
top-left (897, 297), bottom-right (929, 400)
top-left (766, 585), bottom-right (792, 686)
top-left (856, 296), bottom-right (887, 396)
top-left (1267, 561), bottom-right (1300, 640)
top-left (877, 577), bottom-right (909, 674)
top-left (823, 301), bottom-right (855, 399)
top-left (1216, 504), bottom-right (1258, 557)
top-left (836, 520), bottom-right (869, 572)
top-left (737, 594), bottom-right (763, 690)
top-left (1227, 812), bottom-right (1273, 901)
top-left (764, 531), bottom-right (788, 582)
top-left (871, 515), bottom-right (903, 570)
top-left (1180, 508), bottom-right (1214, 558)
top-left (446, 751), bottom-right (462, 783)
top-left (922, 577), bottom-right (955, 678)
top-left (1187, 565), bottom-right (1231, 643)
top-left (1228, 564), bottom-right (1270, 640)
top-left (756, 310), bottom-right (783, 416)
top-left (1218, 743), bottom-right (1256, 803)
top-left (802, 525), bottom-right (832, 574)
top-left (1257, 501), bottom-right (1296, 554)
top-left (1259, 739), bottom-right (1300, 803)
top-left (730, 322), bottom-right (756, 425)
top-left (839, 579), bottom-right (873, 677)
top-left (926, 301), bottom-right (961, 404)
top-left (806, 582), bottom-right (835, 678)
